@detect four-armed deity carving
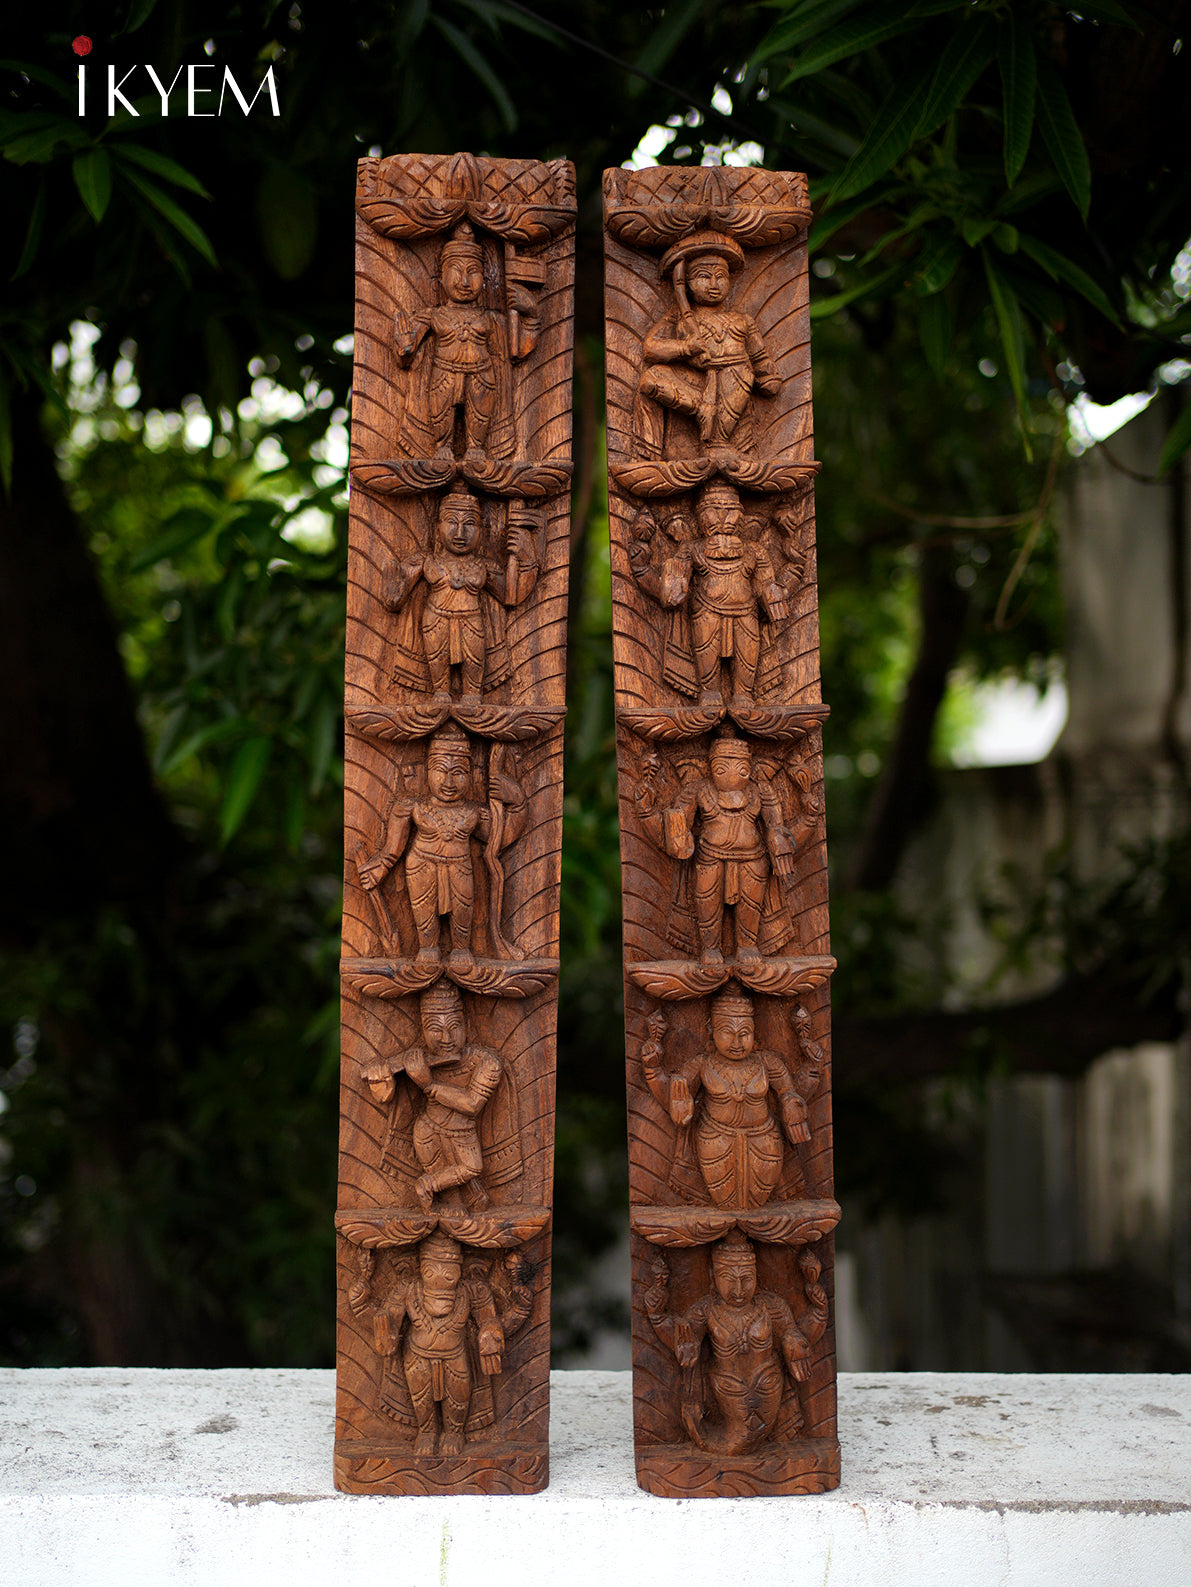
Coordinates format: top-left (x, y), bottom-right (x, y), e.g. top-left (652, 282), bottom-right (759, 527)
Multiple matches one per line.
top-left (606, 162), bottom-right (839, 1498)
top-left (338, 150), bottom-right (574, 1496)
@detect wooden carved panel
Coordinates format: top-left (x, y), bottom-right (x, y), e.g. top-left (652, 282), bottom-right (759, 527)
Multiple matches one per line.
top-left (604, 164), bottom-right (840, 1498)
top-left (337, 152), bottom-right (575, 1496)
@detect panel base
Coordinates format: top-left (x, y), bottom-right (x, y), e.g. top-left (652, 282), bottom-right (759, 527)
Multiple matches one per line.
top-left (635, 1437), bottom-right (840, 1498)
top-left (334, 1440), bottom-right (547, 1495)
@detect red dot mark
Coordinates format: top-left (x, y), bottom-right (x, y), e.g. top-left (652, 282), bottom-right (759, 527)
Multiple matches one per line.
top-left (72, 36), bottom-right (93, 57)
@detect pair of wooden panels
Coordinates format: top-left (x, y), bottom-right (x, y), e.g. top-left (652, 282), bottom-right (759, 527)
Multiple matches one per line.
top-left (337, 153), bottom-right (839, 1499)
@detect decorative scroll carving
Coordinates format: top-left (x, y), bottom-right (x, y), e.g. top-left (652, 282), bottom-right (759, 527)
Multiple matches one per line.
top-left (339, 151), bottom-right (574, 1495)
top-left (606, 163), bottom-right (838, 1498)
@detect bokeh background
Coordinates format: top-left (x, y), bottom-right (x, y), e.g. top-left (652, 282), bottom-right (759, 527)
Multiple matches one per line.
top-left (2, 1), bottom-right (1189, 1373)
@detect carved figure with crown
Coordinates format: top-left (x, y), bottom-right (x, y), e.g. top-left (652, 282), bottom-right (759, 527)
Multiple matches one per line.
top-left (383, 484), bottom-right (541, 702)
top-left (639, 989), bottom-right (825, 1208)
top-left (642, 1232), bottom-right (829, 1454)
top-left (633, 729), bottom-right (796, 966)
top-left (357, 724), bottom-right (527, 969)
top-left (394, 220), bottom-right (541, 464)
top-left (634, 231), bottom-right (780, 465)
top-left (348, 1229), bottom-right (533, 1456)
top-left (360, 981), bottom-right (520, 1212)
top-left (627, 480), bottom-right (790, 707)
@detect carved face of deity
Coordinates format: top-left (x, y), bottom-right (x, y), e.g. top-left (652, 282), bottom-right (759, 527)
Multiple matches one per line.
top-left (427, 751), bottom-right (471, 803)
top-left (709, 747), bottom-right (750, 793)
top-left (685, 254), bottom-right (731, 307)
top-left (420, 1249), bottom-right (463, 1316)
top-left (422, 1005), bottom-right (465, 1057)
top-left (711, 1007), bottom-right (756, 1062)
top-left (442, 253), bottom-right (483, 305)
top-left (711, 1244), bottom-right (757, 1308)
top-left (438, 497), bottom-right (481, 555)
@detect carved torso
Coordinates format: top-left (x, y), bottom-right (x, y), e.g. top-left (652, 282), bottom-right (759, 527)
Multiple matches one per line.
top-left (424, 306), bottom-right (499, 372)
top-left (692, 780), bottom-right (765, 860)
top-left (409, 798), bottom-right (483, 861)
top-left (423, 553), bottom-right (491, 615)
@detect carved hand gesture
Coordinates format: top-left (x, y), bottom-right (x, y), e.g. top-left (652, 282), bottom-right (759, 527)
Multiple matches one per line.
top-left (356, 851), bottom-right (388, 891)
top-left (674, 1317), bottom-right (699, 1369)
top-left (506, 516), bottom-right (538, 564)
top-left (643, 1253), bottom-right (669, 1321)
top-left (478, 1323), bottom-right (505, 1375)
top-left (669, 1072), bottom-right (694, 1128)
top-left (403, 1049), bottom-right (431, 1089)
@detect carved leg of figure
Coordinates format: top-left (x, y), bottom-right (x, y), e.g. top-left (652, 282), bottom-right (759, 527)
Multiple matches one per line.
top-left (425, 367), bottom-right (464, 460)
top-left (446, 864), bottom-right (475, 971)
top-left (691, 607), bottom-right (725, 706)
top-left (458, 614), bottom-right (486, 701)
top-left (413, 1127), bottom-right (485, 1211)
top-left (732, 857), bottom-right (769, 960)
top-left (638, 365), bottom-right (705, 426)
top-left (422, 613), bottom-right (453, 700)
top-left (404, 1353), bottom-right (439, 1455)
top-left (406, 854), bottom-right (444, 967)
top-left (438, 1353), bottom-right (473, 1457)
top-left (462, 368), bottom-right (497, 462)
top-left (729, 614), bottom-right (761, 704)
top-left (693, 860), bottom-right (726, 964)
top-left (707, 365), bottom-right (754, 454)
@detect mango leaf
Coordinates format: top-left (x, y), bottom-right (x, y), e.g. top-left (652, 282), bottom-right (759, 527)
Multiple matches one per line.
top-left (983, 249), bottom-right (1030, 447)
top-left (159, 716), bottom-right (248, 777)
top-left (767, 96), bottom-right (860, 160)
top-left (913, 232), bottom-right (963, 295)
top-left (11, 177), bottom-right (46, 280)
top-left (73, 149), bottom-right (112, 223)
top-left (257, 162), bottom-right (317, 281)
top-left (430, 14), bottom-right (517, 132)
top-left (629, 0), bottom-right (707, 91)
top-left (997, 11), bottom-right (1036, 186)
top-left (750, 0), bottom-right (869, 67)
top-left (1158, 396), bottom-right (1191, 475)
top-left (917, 292), bottom-right (951, 377)
top-left (829, 59), bottom-right (935, 204)
top-left (1035, 58), bottom-right (1091, 219)
top-left (3, 115), bottom-right (87, 164)
top-left (111, 141), bottom-right (210, 198)
top-left (1016, 233), bottom-right (1120, 325)
top-left (915, 16), bottom-right (995, 139)
top-left (122, 167), bottom-right (218, 267)
top-left (809, 260), bottom-right (904, 319)
top-left (220, 736), bottom-right (273, 843)
top-left (127, 508), bottom-right (214, 573)
top-left (781, 2), bottom-right (921, 85)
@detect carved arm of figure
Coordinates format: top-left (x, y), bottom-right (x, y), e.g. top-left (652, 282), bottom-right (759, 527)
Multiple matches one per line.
top-left (356, 800), bottom-right (413, 893)
top-left (485, 508), bottom-right (541, 607)
top-left (467, 1271), bottom-right (506, 1377)
top-left (657, 775), bottom-right (700, 862)
top-left (361, 1052), bottom-right (407, 1106)
top-left (626, 509), bottom-right (663, 602)
top-left (407, 1045), bottom-right (500, 1118)
top-left (478, 762), bottom-right (528, 851)
top-left (506, 280), bottom-right (542, 363)
top-left (763, 1049), bottom-right (810, 1145)
top-left (744, 317), bottom-right (782, 398)
top-left (494, 1251), bottom-right (534, 1339)
top-left (749, 542), bottom-right (790, 625)
top-left (640, 1009), bottom-right (698, 1128)
top-left (393, 306), bottom-right (433, 364)
top-left (381, 553), bottom-right (426, 614)
top-left (348, 1248), bottom-right (376, 1318)
top-left (797, 1246), bottom-right (830, 1347)
top-left (766, 1292), bottom-right (812, 1383)
top-left (758, 774), bottom-right (796, 881)
top-left (643, 314), bottom-right (708, 371)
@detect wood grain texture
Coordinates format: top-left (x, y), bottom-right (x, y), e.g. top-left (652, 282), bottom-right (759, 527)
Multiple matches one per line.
top-left (337, 151), bottom-right (574, 1496)
top-left (604, 164), bottom-right (839, 1498)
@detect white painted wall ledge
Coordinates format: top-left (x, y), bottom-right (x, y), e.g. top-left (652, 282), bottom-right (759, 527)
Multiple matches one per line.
top-left (2, 1369), bottom-right (1189, 1587)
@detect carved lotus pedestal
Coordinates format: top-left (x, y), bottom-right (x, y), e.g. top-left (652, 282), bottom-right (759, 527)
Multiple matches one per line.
top-left (605, 163), bottom-right (841, 1498)
top-left (336, 151), bottom-right (575, 1495)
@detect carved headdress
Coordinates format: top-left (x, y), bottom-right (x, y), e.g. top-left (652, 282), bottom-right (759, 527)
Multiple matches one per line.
top-left (440, 219), bottom-right (482, 267)
top-left (659, 228), bottom-right (746, 279)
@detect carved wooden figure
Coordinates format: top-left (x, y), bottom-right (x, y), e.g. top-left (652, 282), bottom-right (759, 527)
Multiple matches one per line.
top-left (338, 151), bottom-right (574, 1495)
top-left (606, 163), bottom-right (840, 1497)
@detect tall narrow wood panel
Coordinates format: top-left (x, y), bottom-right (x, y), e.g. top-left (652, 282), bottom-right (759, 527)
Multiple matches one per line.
top-left (604, 163), bottom-right (841, 1498)
top-left (336, 152), bottom-right (575, 1496)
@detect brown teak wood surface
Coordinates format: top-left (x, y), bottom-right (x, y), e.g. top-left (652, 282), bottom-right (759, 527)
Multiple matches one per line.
top-left (604, 164), bottom-right (840, 1498)
top-left (336, 152), bottom-right (575, 1495)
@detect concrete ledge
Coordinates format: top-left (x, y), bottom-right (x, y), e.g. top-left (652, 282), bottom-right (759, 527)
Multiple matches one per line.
top-left (2, 1369), bottom-right (1189, 1585)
